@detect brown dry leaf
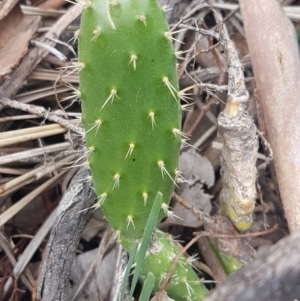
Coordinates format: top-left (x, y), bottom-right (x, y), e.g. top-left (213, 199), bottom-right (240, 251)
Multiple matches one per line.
top-left (0, 0), bottom-right (20, 21)
top-left (169, 149), bottom-right (214, 227)
top-left (0, 5), bottom-right (40, 77)
top-left (69, 247), bottom-right (117, 301)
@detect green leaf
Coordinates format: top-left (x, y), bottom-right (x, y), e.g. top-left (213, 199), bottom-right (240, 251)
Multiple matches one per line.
top-left (139, 272), bottom-right (156, 301)
top-left (129, 192), bottom-right (163, 299)
top-left (120, 241), bottom-right (138, 301)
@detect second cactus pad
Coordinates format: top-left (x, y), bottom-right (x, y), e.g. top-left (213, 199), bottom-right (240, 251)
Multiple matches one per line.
top-left (79, 0), bottom-right (181, 239)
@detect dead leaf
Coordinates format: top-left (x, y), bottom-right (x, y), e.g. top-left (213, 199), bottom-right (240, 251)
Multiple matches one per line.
top-left (0, 0), bottom-right (20, 21)
top-left (69, 246), bottom-right (117, 301)
top-left (166, 149), bottom-right (215, 227)
top-left (179, 148), bottom-right (215, 187)
top-left (0, 5), bottom-right (40, 76)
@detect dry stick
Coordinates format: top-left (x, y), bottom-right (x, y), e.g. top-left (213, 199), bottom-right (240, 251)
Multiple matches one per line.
top-left (256, 130), bottom-right (273, 170)
top-left (0, 151), bottom-right (74, 166)
top-left (194, 125), bottom-right (217, 149)
top-left (178, 42), bottom-right (222, 125)
top-left (2, 169), bottom-right (69, 296)
top-left (196, 236), bottom-right (226, 285)
top-left (181, 66), bottom-right (221, 87)
top-left (222, 7), bottom-right (240, 24)
top-left (30, 39), bottom-right (67, 62)
top-left (37, 169), bottom-right (96, 301)
top-left (21, 5), bottom-right (66, 17)
top-left (176, 14), bottom-right (207, 79)
top-left (186, 98), bottom-right (219, 136)
top-left (170, 3), bottom-right (208, 33)
top-left (177, 44), bottom-right (195, 80)
top-left (0, 167), bottom-right (30, 175)
top-left (196, 224), bottom-right (278, 240)
top-left (159, 232), bottom-right (203, 294)
top-left (175, 11), bottom-right (227, 136)
top-left (193, 5), bottom-right (258, 230)
top-left (0, 114), bottom-right (40, 122)
top-left (0, 233), bottom-right (34, 292)
top-left (0, 98), bottom-right (83, 135)
top-left (172, 192), bottom-right (214, 225)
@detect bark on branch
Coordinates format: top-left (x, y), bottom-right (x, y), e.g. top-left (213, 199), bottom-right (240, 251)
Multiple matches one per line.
top-left (37, 169), bottom-right (96, 301)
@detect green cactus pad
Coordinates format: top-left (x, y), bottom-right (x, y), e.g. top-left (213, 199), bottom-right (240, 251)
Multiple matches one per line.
top-left (122, 230), bottom-right (208, 301)
top-left (79, 1), bottom-right (210, 299)
top-left (79, 0), bottom-right (181, 239)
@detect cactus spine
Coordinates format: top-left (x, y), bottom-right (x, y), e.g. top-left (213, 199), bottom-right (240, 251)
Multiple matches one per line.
top-left (79, 0), bottom-right (208, 299)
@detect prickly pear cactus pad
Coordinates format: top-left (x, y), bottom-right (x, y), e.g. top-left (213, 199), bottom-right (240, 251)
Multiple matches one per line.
top-left (78, 0), bottom-right (181, 239)
top-left (140, 230), bottom-right (208, 300)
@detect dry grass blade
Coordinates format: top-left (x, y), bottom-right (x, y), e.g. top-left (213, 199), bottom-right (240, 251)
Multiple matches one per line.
top-left (20, 5), bottom-right (67, 17)
top-left (28, 68), bottom-right (79, 84)
top-left (0, 233), bottom-right (34, 291)
top-left (3, 206), bottom-right (60, 297)
top-left (0, 123), bottom-right (63, 139)
top-left (0, 153), bottom-right (77, 197)
top-left (0, 124), bottom-right (67, 147)
top-left (0, 169), bottom-right (68, 228)
top-left (15, 85), bottom-right (71, 104)
top-left (0, 142), bottom-right (71, 164)
top-left (0, 166), bottom-right (30, 175)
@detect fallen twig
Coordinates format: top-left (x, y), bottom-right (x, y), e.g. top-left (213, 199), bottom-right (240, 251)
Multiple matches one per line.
top-left (0, 98), bottom-right (83, 135)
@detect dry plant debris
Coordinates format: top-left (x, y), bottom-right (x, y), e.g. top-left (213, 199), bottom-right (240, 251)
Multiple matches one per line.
top-left (0, 5), bottom-right (40, 77)
top-left (0, 0), bottom-right (299, 300)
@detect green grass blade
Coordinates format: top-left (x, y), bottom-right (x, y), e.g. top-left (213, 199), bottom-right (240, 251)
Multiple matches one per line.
top-left (139, 272), bottom-right (156, 301)
top-left (129, 192), bottom-right (163, 299)
top-left (120, 241), bottom-right (138, 301)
